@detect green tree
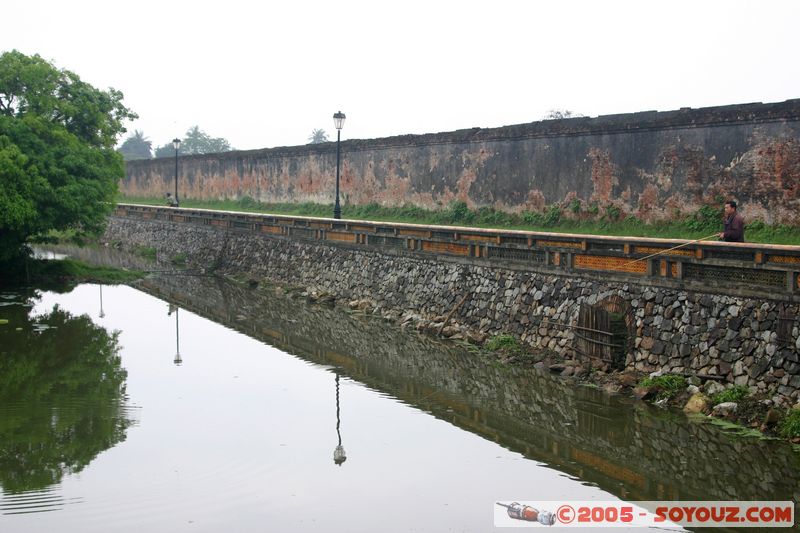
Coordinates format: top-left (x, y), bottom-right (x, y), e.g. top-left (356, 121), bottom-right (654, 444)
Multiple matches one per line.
top-left (0, 298), bottom-right (131, 493)
top-left (308, 128), bottom-right (328, 144)
top-left (542, 109), bottom-right (585, 120)
top-left (182, 125), bottom-right (232, 154)
top-left (153, 142), bottom-right (176, 158)
top-left (0, 50), bottom-right (136, 267)
top-left (153, 126), bottom-right (233, 157)
top-left (118, 129), bottom-right (152, 160)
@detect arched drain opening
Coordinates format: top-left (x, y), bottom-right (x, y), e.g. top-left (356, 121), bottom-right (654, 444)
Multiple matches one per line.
top-left (608, 310), bottom-right (629, 370)
top-left (776, 304), bottom-right (795, 349)
top-left (574, 296), bottom-right (632, 371)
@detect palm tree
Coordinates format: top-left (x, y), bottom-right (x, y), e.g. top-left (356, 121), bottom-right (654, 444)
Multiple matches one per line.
top-left (308, 128), bottom-right (329, 144)
top-left (118, 130), bottom-right (152, 160)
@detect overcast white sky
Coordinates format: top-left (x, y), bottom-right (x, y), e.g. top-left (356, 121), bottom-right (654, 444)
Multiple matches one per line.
top-left (3, 0), bottom-right (798, 151)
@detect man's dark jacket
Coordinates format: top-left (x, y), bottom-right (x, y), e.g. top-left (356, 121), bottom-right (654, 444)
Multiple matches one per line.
top-left (723, 213), bottom-right (745, 242)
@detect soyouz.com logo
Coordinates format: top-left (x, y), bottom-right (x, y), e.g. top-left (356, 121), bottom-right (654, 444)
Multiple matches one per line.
top-left (494, 501), bottom-right (795, 528)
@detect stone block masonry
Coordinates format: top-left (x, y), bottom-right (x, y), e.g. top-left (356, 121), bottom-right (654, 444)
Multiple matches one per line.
top-left (122, 100), bottom-right (800, 224)
top-left (104, 212), bottom-right (800, 401)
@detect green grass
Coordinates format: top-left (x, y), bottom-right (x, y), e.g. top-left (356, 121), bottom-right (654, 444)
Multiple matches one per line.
top-left (133, 246), bottom-right (157, 260)
top-left (710, 385), bottom-right (750, 406)
top-left (485, 334), bottom-right (522, 353)
top-left (27, 258), bottom-right (145, 285)
top-left (639, 374), bottom-right (687, 401)
top-left (33, 228), bottom-right (93, 246)
top-left (706, 417), bottom-right (774, 440)
top-left (118, 196), bottom-right (800, 245)
top-left (170, 253), bottom-right (187, 266)
top-left (780, 409), bottom-right (800, 438)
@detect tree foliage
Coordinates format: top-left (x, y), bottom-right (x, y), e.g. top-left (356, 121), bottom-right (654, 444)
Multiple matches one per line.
top-left (0, 297), bottom-right (131, 493)
top-left (0, 50), bottom-right (136, 266)
top-left (542, 109), bottom-right (585, 120)
top-left (118, 129), bottom-right (152, 160)
top-left (154, 125), bottom-right (232, 157)
top-left (153, 142), bottom-right (175, 159)
top-left (308, 128), bottom-right (329, 144)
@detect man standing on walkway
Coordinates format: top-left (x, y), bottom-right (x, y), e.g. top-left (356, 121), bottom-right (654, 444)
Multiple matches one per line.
top-left (718, 200), bottom-right (745, 242)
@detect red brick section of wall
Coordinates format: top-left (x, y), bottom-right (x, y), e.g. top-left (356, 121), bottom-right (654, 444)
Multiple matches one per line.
top-left (122, 99), bottom-right (800, 224)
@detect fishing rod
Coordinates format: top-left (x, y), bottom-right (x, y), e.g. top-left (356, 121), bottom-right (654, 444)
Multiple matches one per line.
top-left (621, 232), bottom-right (719, 268)
top-left (140, 268), bottom-right (205, 274)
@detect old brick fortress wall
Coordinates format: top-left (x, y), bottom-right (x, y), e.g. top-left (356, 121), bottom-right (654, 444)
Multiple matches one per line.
top-left (122, 100), bottom-right (800, 224)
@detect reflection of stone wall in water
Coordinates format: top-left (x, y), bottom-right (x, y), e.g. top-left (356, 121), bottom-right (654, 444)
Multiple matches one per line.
top-left (105, 216), bottom-right (800, 401)
top-left (136, 274), bottom-right (800, 506)
top-left (122, 100), bottom-right (800, 224)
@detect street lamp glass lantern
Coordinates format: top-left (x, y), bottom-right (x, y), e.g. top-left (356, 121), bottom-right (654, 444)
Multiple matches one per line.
top-left (333, 111), bottom-right (346, 131)
top-left (172, 138), bottom-right (181, 150)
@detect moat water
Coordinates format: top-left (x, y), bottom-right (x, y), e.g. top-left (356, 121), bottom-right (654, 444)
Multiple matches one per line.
top-left (1, 263), bottom-right (798, 531)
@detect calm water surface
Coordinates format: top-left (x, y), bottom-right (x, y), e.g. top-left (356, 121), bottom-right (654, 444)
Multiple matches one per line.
top-left (1, 274), bottom-right (798, 532)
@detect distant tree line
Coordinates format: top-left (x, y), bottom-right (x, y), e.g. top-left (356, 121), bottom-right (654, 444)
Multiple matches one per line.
top-left (542, 109), bottom-right (585, 120)
top-left (117, 125), bottom-right (233, 160)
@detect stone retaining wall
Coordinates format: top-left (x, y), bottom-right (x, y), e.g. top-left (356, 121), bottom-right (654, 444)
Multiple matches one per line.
top-left (103, 215), bottom-right (800, 400)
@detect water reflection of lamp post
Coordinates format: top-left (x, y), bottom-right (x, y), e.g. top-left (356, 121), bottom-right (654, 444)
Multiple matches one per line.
top-left (333, 373), bottom-right (346, 466)
top-left (168, 304), bottom-right (182, 366)
top-left (99, 285), bottom-right (105, 318)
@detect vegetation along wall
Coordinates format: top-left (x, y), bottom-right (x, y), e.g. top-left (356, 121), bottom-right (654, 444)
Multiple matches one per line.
top-left (121, 100), bottom-right (800, 224)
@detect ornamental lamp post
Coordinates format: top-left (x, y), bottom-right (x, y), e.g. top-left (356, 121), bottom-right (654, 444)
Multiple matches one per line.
top-left (172, 138), bottom-right (181, 207)
top-left (332, 111), bottom-right (346, 219)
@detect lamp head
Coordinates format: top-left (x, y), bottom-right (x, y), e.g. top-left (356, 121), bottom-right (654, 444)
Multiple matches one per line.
top-left (333, 111), bottom-right (346, 131)
top-left (333, 444), bottom-right (346, 465)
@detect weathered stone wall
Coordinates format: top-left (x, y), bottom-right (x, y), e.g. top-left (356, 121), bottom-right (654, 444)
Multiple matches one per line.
top-left (103, 216), bottom-right (800, 400)
top-left (122, 100), bottom-right (800, 224)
